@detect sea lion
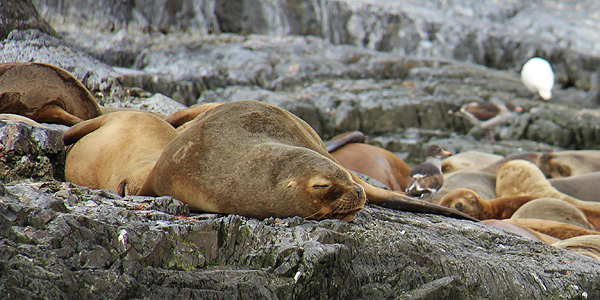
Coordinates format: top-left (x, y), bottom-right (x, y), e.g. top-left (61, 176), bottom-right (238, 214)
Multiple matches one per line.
top-left (495, 160), bottom-right (600, 210)
top-left (441, 170), bottom-right (497, 200)
top-left (0, 113), bottom-right (45, 127)
top-left (479, 151), bottom-right (543, 174)
top-left (553, 235), bottom-right (600, 261)
top-left (439, 188), bottom-right (536, 220)
top-left (0, 62), bottom-right (102, 126)
top-left (138, 100), bottom-right (476, 221)
top-left (538, 151), bottom-right (600, 178)
top-left (439, 188), bottom-right (600, 230)
top-left (164, 102), bottom-right (224, 128)
top-left (549, 172), bottom-right (600, 202)
top-left (441, 150), bottom-right (503, 174)
top-left (481, 219), bottom-right (560, 244)
top-left (330, 142), bottom-right (411, 191)
top-left (64, 111), bottom-right (179, 196)
top-left (505, 219), bottom-right (600, 240)
top-left (511, 198), bottom-right (595, 231)
top-left (100, 106), bottom-right (167, 119)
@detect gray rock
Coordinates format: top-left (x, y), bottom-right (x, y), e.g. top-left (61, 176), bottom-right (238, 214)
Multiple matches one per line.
top-left (0, 120), bottom-right (65, 182)
top-left (1, 180), bottom-right (600, 299)
top-left (0, 0), bottom-right (57, 40)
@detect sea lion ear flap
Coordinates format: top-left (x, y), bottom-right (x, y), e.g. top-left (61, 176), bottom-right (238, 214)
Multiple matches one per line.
top-left (62, 115), bottom-right (105, 146)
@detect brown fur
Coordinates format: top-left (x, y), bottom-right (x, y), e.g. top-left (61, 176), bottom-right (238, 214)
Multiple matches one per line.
top-left (330, 142), bottom-right (411, 191)
top-left (511, 198), bottom-right (595, 231)
top-left (441, 170), bottom-right (497, 201)
top-left (0, 62), bottom-right (102, 126)
top-left (163, 102), bottom-right (224, 128)
top-left (0, 113), bottom-right (44, 127)
top-left (64, 111), bottom-right (178, 196)
top-left (505, 219), bottom-right (600, 240)
top-left (482, 219), bottom-right (560, 244)
top-left (439, 188), bottom-right (536, 220)
top-left (324, 131), bottom-right (365, 153)
top-left (138, 101), bottom-right (476, 221)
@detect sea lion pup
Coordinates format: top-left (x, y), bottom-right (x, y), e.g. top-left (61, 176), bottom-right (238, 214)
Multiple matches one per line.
top-left (329, 139), bottom-right (411, 191)
top-left (439, 189), bottom-right (537, 220)
top-left (504, 219), bottom-right (600, 240)
top-left (138, 100), bottom-right (477, 221)
top-left (0, 62), bottom-right (102, 126)
top-left (549, 172), bottom-right (600, 202)
top-left (481, 219), bottom-right (560, 244)
top-left (511, 198), bottom-right (595, 231)
top-left (441, 150), bottom-right (503, 174)
top-left (495, 160), bottom-right (600, 211)
top-left (63, 111), bottom-right (179, 196)
top-left (553, 235), bottom-right (600, 261)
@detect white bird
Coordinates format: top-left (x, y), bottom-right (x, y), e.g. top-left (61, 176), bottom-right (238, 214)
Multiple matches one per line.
top-left (521, 57), bottom-right (554, 100)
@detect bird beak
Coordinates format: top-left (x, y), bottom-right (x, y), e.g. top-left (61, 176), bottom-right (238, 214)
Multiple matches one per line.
top-left (441, 150), bottom-right (452, 157)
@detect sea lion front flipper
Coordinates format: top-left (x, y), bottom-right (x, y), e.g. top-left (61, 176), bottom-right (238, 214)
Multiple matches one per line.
top-left (325, 131), bottom-right (365, 153)
top-left (378, 195), bottom-right (480, 221)
top-left (62, 115), bottom-right (105, 146)
top-left (31, 104), bottom-right (84, 126)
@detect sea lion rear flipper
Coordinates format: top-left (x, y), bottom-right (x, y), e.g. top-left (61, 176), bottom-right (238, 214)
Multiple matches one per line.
top-left (32, 104), bottom-right (84, 126)
top-left (62, 115), bottom-right (104, 145)
top-left (325, 131), bottom-right (365, 153)
top-left (164, 102), bottom-right (224, 128)
top-left (379, 196), bottom-right (480, 222)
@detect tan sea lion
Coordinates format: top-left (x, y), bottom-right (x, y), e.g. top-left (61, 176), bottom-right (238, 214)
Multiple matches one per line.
top-left (0, 113), bottom-right (45, 127)
top-left (480, 151), bottom-right (543, 174)
top-left (100, 106), bottom-right (167, 119)
top-left (330, 142), bottom-right (411, 191)
top-left (549, 172), bottom-right (600, 202)
top-left (164, 102), bottom-right (224, 128)
top-left (441, 150), bottom-right (503, 174)
top-left (64, 111), bottom-right (179, 196)
top-left (441, 170), bottom-right (497, 201)
top-left (511, 198), bottom-right (595, 231)
top-left (495, 160), bottom-right (600, 211)
top-left (0, 62), bottom-right (102, 126)
top-left (538, 151), bottom-right (600, 178)
top-left (553, 235), bottom-right (600, 260)
top-left (138, 100), bottom-right (476, 221)
top-left (505, 219), bottom-right (600, 240)
top-left (482, 219), bottom-right (560, 244)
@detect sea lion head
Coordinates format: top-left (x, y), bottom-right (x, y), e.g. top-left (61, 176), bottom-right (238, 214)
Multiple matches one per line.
top-left (274, 147), bottom-right (366, 221)
top-left (438, 188), bottom-right (485, 219)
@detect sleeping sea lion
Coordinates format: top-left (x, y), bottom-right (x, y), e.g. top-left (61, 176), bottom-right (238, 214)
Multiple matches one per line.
top-left (481, 219), bottom-right (560, 244)
top-left (440, 170), bottom-right (497, 201)
top-left (330, 142), bottom-right (411, 191)
top-left (511, 198), bottom-right (595, 231)
top-left (549, 172), bottom-right (600, 202)
top-left (505, 219), bottom-right (600, 240)
top-left (138, 100), bottom-right (476, 221)
top-left (553, 235), bottom-right (600, 261)
top-left (441, 151), bottom-right (503, 174)
top-left (0, 113), bottom-right (45, 127)
top-left (324, 131), bottom-right (366, 153)
top-left (0, 62), bottom-right (102, 126)
top-left (64, 111), bottom-right (179, 196)
top-left (495, 160), bottom-right (600, 210)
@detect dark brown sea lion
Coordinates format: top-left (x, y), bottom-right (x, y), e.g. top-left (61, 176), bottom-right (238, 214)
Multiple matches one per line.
top-left (330, 142), bottom-right (411, 191)
top-left (64, 111), bottom-right (178, 196)
top-left (0, 62), bottom-right (102, 126)
top-left (138, 100), bottom-right (476, 221)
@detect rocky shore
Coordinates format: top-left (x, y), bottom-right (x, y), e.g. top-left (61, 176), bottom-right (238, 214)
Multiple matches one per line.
top-left (2, 0), bottom-right (600, 299)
